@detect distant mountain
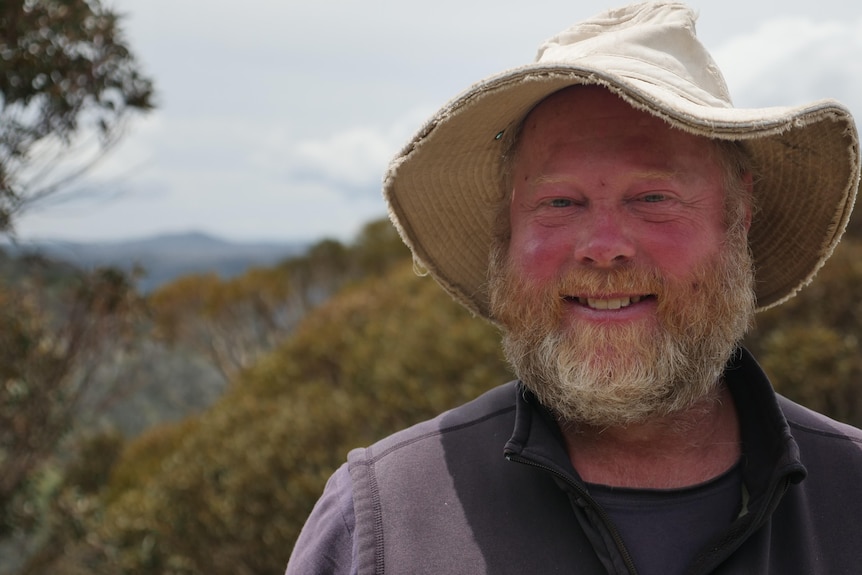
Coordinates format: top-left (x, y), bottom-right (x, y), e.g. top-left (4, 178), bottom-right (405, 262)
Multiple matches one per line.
top-left (3, 231), bottom-right (308, 292)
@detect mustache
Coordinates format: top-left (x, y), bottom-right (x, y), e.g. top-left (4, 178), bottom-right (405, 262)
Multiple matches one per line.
top-left (490, 259), bottom-right (673, 332)
top-left (553, 265), bottom-right (666, 298)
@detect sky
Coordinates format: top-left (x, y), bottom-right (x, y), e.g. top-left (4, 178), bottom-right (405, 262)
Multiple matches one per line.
top-left (13, 0), bottom-right (862, 244)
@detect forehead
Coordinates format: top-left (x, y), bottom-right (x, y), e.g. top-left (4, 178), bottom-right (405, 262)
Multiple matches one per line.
top-left (515, 86), bottom-right (719, 164)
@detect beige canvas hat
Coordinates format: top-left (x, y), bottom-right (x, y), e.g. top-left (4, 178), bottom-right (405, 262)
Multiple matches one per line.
top-left (384, 1), bottom-right (859, 320)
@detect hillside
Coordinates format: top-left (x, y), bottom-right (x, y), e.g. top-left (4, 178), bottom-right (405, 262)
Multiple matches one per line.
top-left (3, 231), bottom-right (308, 292)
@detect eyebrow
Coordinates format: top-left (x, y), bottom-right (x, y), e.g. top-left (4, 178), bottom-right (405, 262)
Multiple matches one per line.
top-left (530, 169), bottom-right (681, 187)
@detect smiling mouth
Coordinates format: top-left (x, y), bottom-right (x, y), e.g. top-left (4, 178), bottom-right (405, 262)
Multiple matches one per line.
top-left (563, 295), bottom-right (656, 310)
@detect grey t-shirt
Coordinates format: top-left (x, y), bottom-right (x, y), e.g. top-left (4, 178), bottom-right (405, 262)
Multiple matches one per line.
top-left (587, 461), bottom-right (743, 575)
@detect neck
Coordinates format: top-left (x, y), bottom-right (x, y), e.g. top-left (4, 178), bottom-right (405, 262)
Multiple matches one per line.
top-left (561, 384), bottom-right (741, 489)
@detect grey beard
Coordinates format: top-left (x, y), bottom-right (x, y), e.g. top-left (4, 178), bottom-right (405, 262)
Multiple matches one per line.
top-left (501, 314), bottom-right (734, 427)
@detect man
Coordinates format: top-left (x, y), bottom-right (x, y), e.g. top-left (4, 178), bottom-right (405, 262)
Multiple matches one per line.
top-left (287, 2), bottom-right (862, 574)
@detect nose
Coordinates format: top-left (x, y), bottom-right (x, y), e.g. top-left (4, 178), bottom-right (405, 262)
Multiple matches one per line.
top-left (573, 211), bottom-right (636, 267)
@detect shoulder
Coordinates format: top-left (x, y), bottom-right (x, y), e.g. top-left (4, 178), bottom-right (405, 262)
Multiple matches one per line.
top-left (779, 395), bottom-right (862, 445)
top-left (778, 395), bottom-right (862, 466)
top-left (344, 382), bottom-right (522, 574)
top-left (285, 463), bottom-right (356, 575)
top-left (350, 381), bottom-right (519, 465)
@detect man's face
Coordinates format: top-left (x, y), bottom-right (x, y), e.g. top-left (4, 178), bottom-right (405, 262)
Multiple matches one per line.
top-left (490, 86), bottom-right (755, 427)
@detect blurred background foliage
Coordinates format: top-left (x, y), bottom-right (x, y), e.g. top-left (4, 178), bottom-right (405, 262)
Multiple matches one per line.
top-left (744, 234), bottom-right (862, 425)
top-left (1, 217), bottom-right (511, 574)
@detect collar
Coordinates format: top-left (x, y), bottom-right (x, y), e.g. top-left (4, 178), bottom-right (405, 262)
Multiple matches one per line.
top-left (503, 347), bottom-right (808, 500)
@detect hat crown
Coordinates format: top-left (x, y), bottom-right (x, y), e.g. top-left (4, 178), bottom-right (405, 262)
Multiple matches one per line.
top-left (536, 2), bottom-right (733, 109)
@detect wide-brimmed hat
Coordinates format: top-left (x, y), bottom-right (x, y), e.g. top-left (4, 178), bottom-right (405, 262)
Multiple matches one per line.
top-left (384, 1), bottom-right (859, 321)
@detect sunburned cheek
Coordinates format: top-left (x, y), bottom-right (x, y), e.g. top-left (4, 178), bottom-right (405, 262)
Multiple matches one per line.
top-left (513, 235), bottom-right (567, 281)
top-left (640, 232), bottom-right (723, 278)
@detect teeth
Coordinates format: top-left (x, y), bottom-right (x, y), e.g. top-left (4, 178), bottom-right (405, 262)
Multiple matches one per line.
top-left (577, 296), bottom-right (643, 310)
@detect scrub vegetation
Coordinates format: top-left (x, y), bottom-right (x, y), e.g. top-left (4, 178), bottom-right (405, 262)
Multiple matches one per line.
top-left (0, 219), bottom-right (512, 574)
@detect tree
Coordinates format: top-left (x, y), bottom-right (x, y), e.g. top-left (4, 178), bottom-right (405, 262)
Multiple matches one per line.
top-left (0, 264), bottom-right (143, 559)
top-left (352, 218), bottom-right (411, 277)
top-left (281, 238), bottom-right (349, 313)
top-left (0, 0), bottom-right (154, 231)
top-left (844, 210), bottom-right (861, 241)
top-left (147, 218), bottom-right (412, 382)
top-left (148, 268), bottom-right (294, 380)
top-left (282, 219), bottom-right (409, 313)
top-left (745, 237), bottom-right (862, 426)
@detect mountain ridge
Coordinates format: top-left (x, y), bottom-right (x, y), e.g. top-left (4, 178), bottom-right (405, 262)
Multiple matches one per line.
top-left (2, 230), bottom-right (309, 292)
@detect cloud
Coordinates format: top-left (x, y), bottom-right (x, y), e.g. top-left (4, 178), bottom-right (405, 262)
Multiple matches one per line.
top-left (290, 127), bottom-right (392, 188)
top-left (277, 106), bottom-right (432, 196)
top-left (713, 16), bottom-right (862, 108)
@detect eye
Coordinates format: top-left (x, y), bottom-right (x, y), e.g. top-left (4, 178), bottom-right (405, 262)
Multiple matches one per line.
top-left (640, 193), bottom-right (667, 203)
top-left (548, 198), bottom-right (574, 208)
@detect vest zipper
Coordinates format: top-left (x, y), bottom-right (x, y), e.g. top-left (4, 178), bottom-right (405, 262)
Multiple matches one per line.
top-left (691, 475), bottom-right (794, 574)
top-left (506, 453), bottom-right (639, 575)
